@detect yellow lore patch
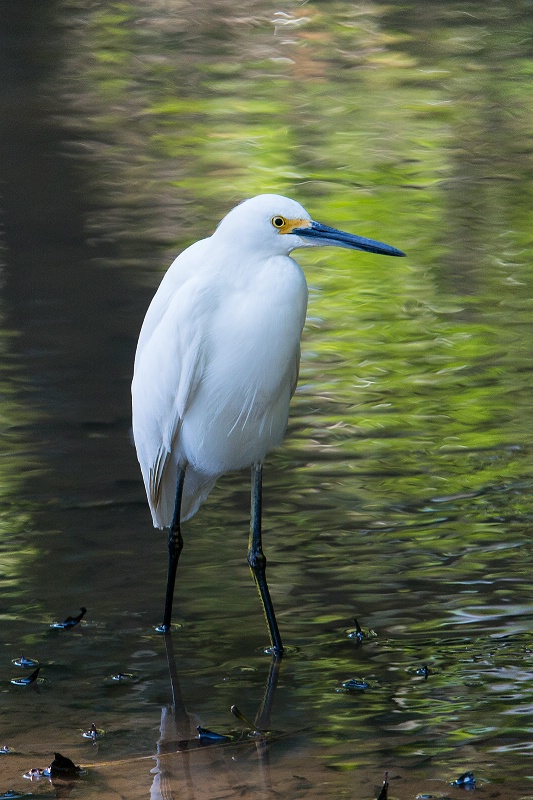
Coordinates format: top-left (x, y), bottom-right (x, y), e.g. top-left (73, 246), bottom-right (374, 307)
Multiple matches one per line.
top-left (270, 216), bottom-right (311, 234)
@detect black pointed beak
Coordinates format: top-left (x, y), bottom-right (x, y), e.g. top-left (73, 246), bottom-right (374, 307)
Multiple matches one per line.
top-left (292, 220), bottom-right (405, 257)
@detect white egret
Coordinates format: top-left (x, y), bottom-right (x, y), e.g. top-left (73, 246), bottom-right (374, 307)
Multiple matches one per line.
top-left (132, 194), bottom-right (405, 653)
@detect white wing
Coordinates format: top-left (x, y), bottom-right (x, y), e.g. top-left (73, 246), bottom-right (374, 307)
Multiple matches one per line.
top-left (134, 238), bottom-right (208, 366)
top-left (132, 239), bottom-right (215, 523)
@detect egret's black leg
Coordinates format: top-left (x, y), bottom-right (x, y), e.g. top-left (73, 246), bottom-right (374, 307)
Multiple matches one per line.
top-left (248, 463), bottom-right (284, 655)
top-left (159, 467), bottom-right (186, 633)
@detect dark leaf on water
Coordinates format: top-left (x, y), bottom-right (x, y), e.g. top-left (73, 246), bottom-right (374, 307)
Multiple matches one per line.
top-left (49, 752), bottom-right (82, 777)
top-left (377, 771), bottom-right (389, 800)
top-left (196, 726), bottom-right (231, 743)
top-left (51, 607), bottom-right (87, 629)
top-left (11, 667), bottom-right (40, 686)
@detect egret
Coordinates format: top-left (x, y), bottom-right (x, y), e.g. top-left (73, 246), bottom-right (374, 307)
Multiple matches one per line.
top-left (132, 194), bottom-right (405, 654)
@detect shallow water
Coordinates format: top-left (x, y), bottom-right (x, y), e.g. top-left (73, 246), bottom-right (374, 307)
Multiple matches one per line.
top-left (1, 0), bottom-right (533, 797)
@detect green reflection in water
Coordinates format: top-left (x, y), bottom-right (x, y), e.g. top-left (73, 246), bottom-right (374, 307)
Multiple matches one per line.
top-left (0, 317), bottom-right (40, 607)
top-left (63, 0), bottom-right (533, 499)
top-left (9, 0), bottom-right (533, 794)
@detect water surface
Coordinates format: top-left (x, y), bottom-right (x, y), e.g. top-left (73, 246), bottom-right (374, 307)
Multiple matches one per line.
top-left (1, 1), bottom-right (533, 797)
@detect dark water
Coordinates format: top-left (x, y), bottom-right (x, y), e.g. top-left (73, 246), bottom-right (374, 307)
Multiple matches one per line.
top-left (1, 1), bottom-right (533, 797)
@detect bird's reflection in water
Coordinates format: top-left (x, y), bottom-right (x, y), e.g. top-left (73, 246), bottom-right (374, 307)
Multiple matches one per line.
top-left (150, 635), bottom-right (282, 800)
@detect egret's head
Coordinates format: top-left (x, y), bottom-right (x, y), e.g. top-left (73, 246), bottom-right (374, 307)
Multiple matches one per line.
top-left (214, 194), bottom-right (405, 259)
top-left (214, 194), bottom-right (312, 257)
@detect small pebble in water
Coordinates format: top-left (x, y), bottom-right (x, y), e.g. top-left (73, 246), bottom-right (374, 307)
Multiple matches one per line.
top-left (12, 656), bottom-right (39, 668)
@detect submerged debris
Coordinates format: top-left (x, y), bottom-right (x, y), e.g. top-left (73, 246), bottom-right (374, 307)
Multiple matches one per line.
top-left (22, 752), bottom-right (83, 787)
top-left (82, 722), bottom-right (104, 741)
top-left (49, 752), bottom-right (83, 779)
top-left (451, 771), bottom-right (476, 790)
top-left (197, 726), bottom-right (231, 743)
top-left (111, 672), bottom-right (135, 682)
top-left (348, 617), bottom-right (365, 642)
top-left (347, 617), bottom-right (377, 642)
top-left (51, 607), bottom-right (87, 629)
top-left (12, 656), bottom-right (39, 668)
top-left (11, 667), bottom-right (40, 686)
top-left (197, 703), bottom-right (272, 746)
top-left (377, 771), bottom-right (389, 800)
top-left (23, 767), bottom-right (50, 781)
top-left (230, 704), bottom-right (265, 735)
top-left (340, 678), bottom-right (369, 692)
top-left (416, 664), bottom-right (431, 679)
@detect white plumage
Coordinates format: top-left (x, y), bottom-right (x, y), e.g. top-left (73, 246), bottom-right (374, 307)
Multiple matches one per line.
top-left (131, 193), bottom-right (404, 644)
top-left (132, 195), bottom-right (309, 526)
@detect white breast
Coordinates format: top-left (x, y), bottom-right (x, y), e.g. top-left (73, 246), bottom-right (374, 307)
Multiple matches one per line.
top-left (178, 254), bottom-right (308, 474)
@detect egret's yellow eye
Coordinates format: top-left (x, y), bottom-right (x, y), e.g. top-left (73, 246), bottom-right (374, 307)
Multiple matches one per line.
top-left (271, 216), bottom-right (286, 229)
